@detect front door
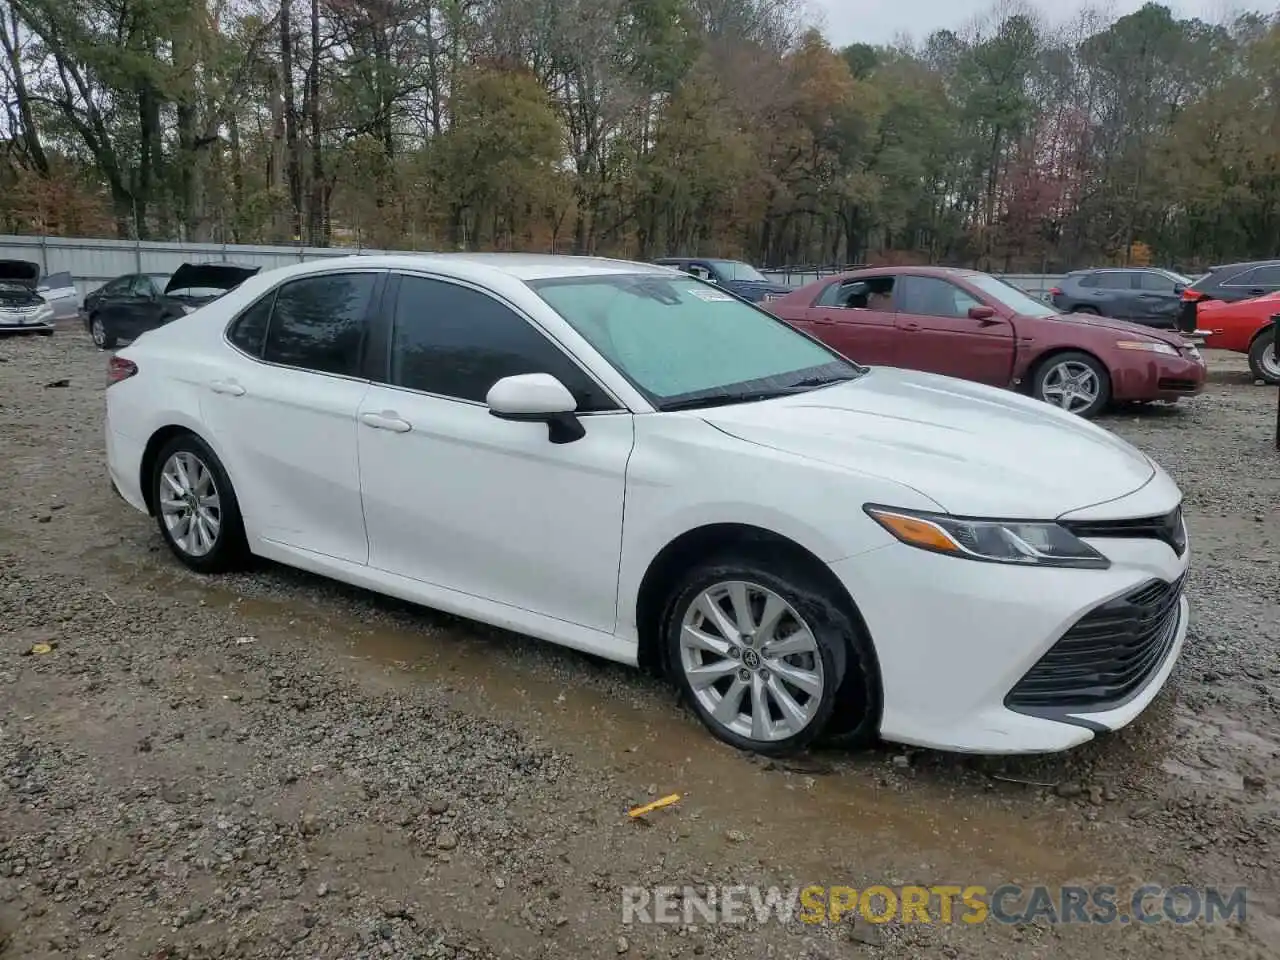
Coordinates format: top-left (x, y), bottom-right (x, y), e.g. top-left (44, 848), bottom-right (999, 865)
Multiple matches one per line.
top-left (199, 270), bottom-right (382, 563)
top-left (1134, 272), bottom-right (1182, 326)
top-left (356, 273), bottom-right (633, 633)
top-left (893, 275), bottom-right (1015, 386)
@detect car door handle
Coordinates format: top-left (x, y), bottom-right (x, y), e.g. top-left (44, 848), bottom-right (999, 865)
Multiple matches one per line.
top-left (1247, 288), bottom-right (1266, 296)
top-left (811, 314), bottom-right (837, 325)
top-left (208, 380), bottom-right (245, 396)
top-left (360, 411), bottom-right (412, 433)
top-left (899, 320), bottom-right (920, 331)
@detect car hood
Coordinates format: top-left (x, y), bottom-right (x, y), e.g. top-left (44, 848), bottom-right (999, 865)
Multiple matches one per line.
top-left (0, 259), bottom-right (40, 289)
top-left (164, 262), bottom-right (260, 295)
top-left (700, 367), bottom-right (1156, 518)
top-left (1057, 311), bottom-right (1186, 346)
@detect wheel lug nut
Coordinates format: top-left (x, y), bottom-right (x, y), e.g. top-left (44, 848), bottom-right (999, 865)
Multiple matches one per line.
top-left (738, 668), bottom-right (750, 682)
top-left (758, 668), bottom-right (769, 680)
top-left (728, 647), bottom-right (740, 659)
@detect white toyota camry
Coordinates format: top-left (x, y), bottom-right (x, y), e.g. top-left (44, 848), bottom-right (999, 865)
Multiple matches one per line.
top-left (104, 254), bottom-right (1190, 755)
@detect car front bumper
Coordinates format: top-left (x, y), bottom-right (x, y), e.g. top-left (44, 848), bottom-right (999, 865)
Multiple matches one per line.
top-left (0, 315), bottom-right (54, 333)
top-left (828, 524), bottom-right (1189, 754)
top-left (1109, 353), bottom-right (1205, 402)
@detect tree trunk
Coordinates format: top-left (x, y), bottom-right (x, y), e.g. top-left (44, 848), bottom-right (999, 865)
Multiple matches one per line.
top-left (281, 0), bottom-right (303, 242)
top-left (306, 0), bottom-right (326, 245)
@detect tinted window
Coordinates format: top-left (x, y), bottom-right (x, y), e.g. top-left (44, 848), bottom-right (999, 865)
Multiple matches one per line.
top-left (899, 276), bottom-right (982, 318)
top-left (227, 294), bottom-right (275, 358)
top-left (389, 275), bottom-right (615, 411)
top-left (1139, 273), bottom-right (1177, 292)
top-left (1230, 265), bottom-right (1280, 287)
top-left (100, 277), bottom-right (131, 296)
top-left (262, 273), bottom-right (376, 376)
top-left (1097, 271), bottom-right (1134, 290)
top-left (1077, 274), bottom-right (1099, 288)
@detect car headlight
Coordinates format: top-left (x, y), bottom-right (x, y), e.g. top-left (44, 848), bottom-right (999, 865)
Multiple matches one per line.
top-left (33, 303), bottom-right (54, 320)
top-left (864, 505), bottom-right (1110, 569)
top-left (1116, 340), bottom-right (1178, 357)
top-left (1183, 345), bottom-right (1203, 363)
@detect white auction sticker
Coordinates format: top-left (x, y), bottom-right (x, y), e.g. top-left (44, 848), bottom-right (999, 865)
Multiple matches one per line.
top-left (687, 288), bottom-right (735, 302)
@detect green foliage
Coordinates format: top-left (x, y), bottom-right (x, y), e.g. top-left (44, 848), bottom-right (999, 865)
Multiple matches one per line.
top-left (0, 0), bottom-right (1276, 267)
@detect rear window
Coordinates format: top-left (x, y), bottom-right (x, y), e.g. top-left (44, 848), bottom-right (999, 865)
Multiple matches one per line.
top-left (1225, 265), bottom-right (1280, 288)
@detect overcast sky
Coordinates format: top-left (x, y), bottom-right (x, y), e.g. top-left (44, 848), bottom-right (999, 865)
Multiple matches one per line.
top-left (805, 0), bottom-right (1247, 47)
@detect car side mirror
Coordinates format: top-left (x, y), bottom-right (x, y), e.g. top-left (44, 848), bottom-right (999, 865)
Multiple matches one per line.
top-left (1173, 284), bottom-right (1186, 294)
top-left (486, 373), bottom-right (585, 444)
top-left (968, 304), bottom-right (997, 320)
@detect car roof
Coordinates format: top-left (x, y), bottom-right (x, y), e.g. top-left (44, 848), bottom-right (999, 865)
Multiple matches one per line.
top-left (289, 253), bottom-right (673, 282)
top-left (1206, 259), bottom-right (1280, 272)
top-left (836, 265), bottom-right (984, 280)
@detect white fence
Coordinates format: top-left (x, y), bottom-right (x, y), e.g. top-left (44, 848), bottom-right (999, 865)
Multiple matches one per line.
top-left (0, 234), bottom-right (1064, 301)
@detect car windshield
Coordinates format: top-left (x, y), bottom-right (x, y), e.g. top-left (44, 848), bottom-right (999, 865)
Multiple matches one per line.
top-left (966, 274), bottom-right (1056, 317)
top-left (529, 273), bottom-right (863, 410)
top-left (707, 260), bottom-right (768, 282)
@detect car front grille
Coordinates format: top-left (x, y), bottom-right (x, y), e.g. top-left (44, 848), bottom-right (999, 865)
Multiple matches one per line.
top-left (1157, 377), bottom-right (1201, 392)
top-left (1060, 505), bottom-right (1186, 556)
top-left (1005, 574), bottom-right (1185, 714)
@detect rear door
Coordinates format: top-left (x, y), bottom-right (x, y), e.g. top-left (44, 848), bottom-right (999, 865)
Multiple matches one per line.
top-left (893, 275), bottom-right (1015, 386)
top-left (1080, 270), bottom-right (1138, 317)
top-left (200, 270), bottom-right (382, 563)
top-left (790, 276), bottom-right (899, 366)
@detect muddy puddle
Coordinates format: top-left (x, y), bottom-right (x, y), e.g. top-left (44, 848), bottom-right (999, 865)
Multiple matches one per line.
top-left (86, 548), bottom-right (1177, 888)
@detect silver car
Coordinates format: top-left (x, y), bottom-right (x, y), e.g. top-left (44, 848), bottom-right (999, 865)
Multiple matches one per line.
top-left (0, 259), bottom-right (55, 335)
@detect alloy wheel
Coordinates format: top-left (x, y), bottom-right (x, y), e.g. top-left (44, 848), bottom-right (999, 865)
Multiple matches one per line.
top-left (1260, 342), bottom-right (1280, 380)
top-left (158, 451), bottom-right (222, 557)
top-left (678, 580), bottom-right (826, 743)
top-left (1040, 360), bottom-right (1100, 413)
top-left (90, 317), bottom-right (106, 347)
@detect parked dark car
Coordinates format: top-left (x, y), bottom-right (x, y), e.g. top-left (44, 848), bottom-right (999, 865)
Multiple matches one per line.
top-left (0, 259), bottom-right (55, 335)
top-left (85, 262), bottom-right (260, 349)
top-left (770, 266), bottom-right (1205, 419)
top-left (1176, 259), bottom-right (1280, 333)
top-left (651, 257), bottom-right (793, 303)
top-left (1049, 268), bottom-right (1192, 328)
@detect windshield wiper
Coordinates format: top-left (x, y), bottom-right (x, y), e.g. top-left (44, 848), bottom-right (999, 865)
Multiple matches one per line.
top-left (788, 371), bottom-right (863, 388)
top-left (659, 390), bottom-right (796, 411)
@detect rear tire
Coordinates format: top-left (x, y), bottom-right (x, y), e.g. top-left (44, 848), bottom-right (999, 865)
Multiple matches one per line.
top-left (1248, 328), bottom-right (1280, 385)
top-left (1072, 305), bottom-right (1100, 315)
top-left (662, 552), bottom-right (858, 756)
top-left (151, 433), bottom-right (248, 574)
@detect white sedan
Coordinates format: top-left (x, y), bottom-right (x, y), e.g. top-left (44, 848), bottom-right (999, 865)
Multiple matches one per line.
top-left (104, 254), bottom-right (1190, 755)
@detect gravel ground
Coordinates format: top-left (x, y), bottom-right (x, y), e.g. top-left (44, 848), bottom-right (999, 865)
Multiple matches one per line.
top-left (1, 327), bottom-right (1278, 960)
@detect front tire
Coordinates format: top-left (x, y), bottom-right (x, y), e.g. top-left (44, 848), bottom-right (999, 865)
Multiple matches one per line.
top-left (90, 314), bottom-right (116, 349)
top-left (663, 555), bottom-right (853, 755)
top-left (1031, 351), bottom-right (1111, 418)
top-left (1248, 328), bottom-right (1280, 385)
top-left (151, 434), bottom-right (248, 573)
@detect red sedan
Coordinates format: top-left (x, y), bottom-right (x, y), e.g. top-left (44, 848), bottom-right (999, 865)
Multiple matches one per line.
top-left (767, 266), bottom-right (1206, 418)
top-left (1194, 291), bottom-right (1280, 384)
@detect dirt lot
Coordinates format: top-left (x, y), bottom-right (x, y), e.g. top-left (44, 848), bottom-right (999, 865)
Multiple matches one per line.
top-left (1, 326), bottom-right (1278, 960)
